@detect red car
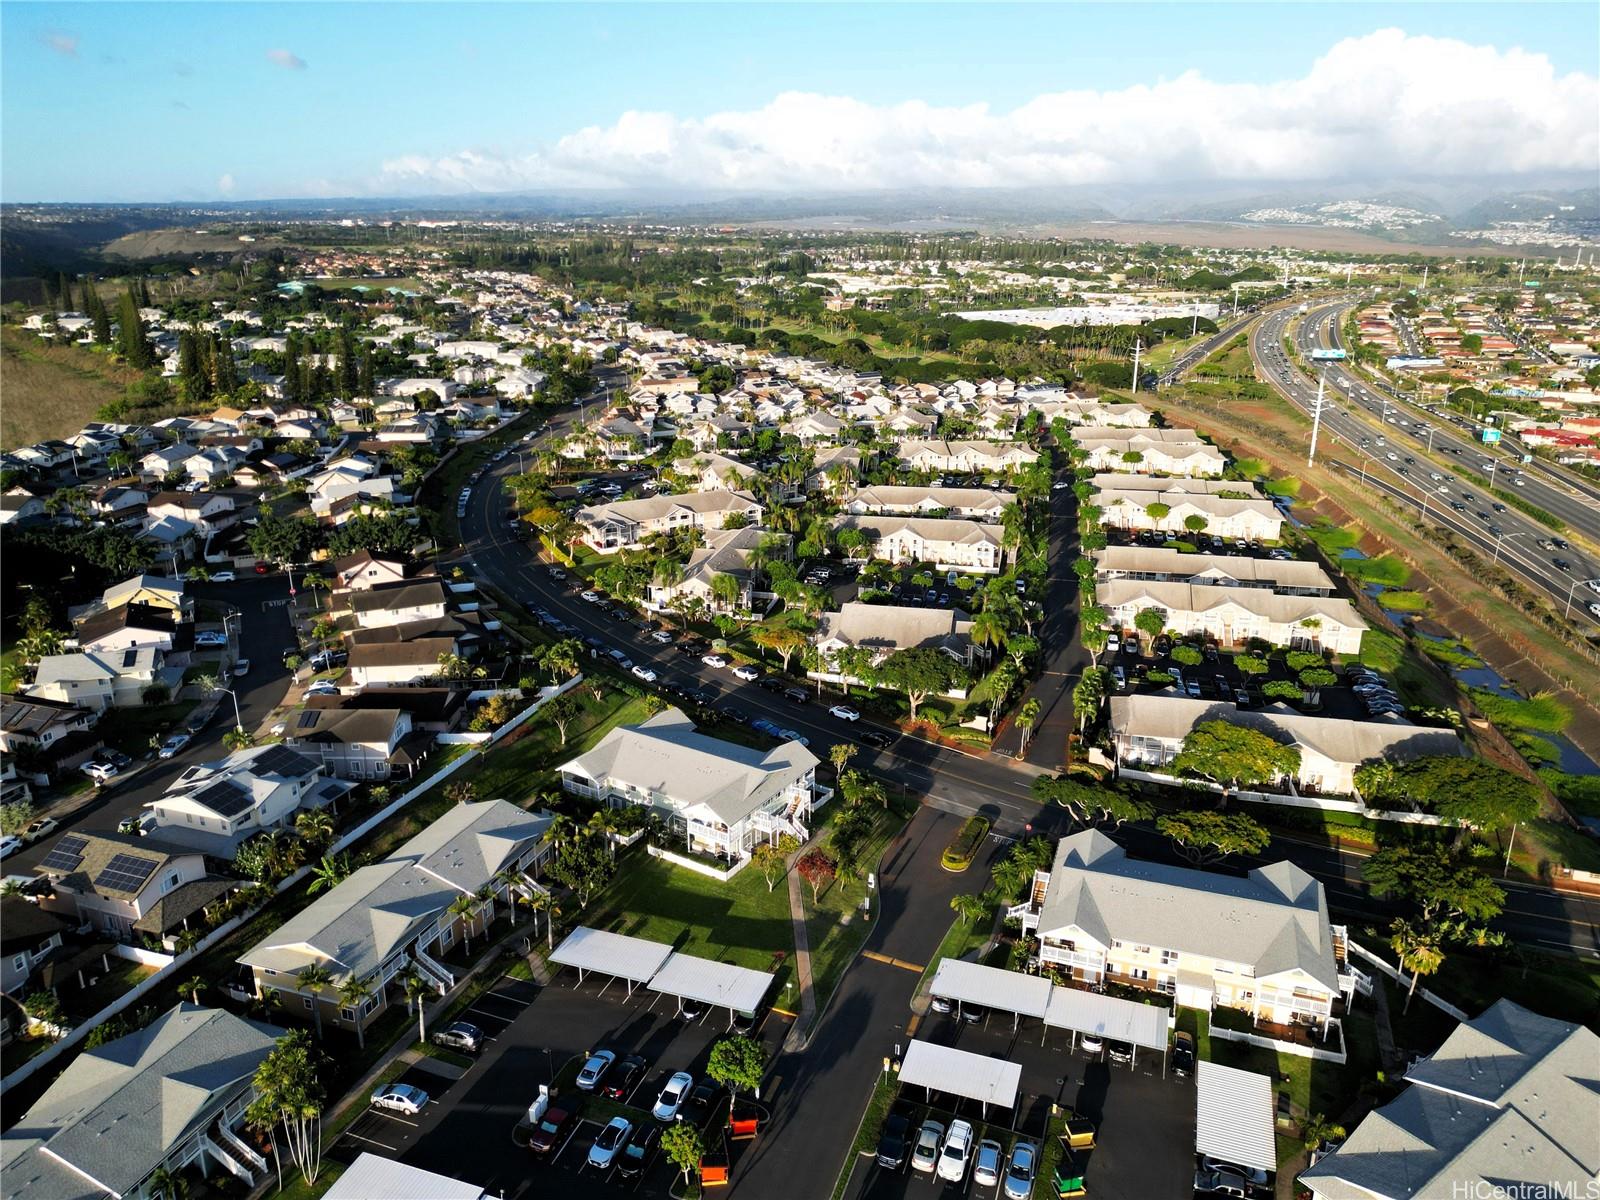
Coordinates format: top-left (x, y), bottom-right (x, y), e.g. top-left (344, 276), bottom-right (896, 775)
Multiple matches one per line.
top-left (528, 1106), bottom-right (574, 1155)
top-left (254, 562), bottom-right (270, 574)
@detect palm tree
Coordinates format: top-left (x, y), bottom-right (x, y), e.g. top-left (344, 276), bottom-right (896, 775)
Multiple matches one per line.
top-left (970, 610), bottom-right (1010, 659)
top-left (181, 976), bottom-right (206, 1004)
top-left (587, 808), bottom-right (621, 859)
top-left (475, 882), bottom-right (498, 928)
top-left (548, 812), bottom-right (576, 849)
top-left (448, 893), bottom-right (479, 954)
top-left (307, 853), bottom-right (353, 895)
top-left (336, 976), bottom-right (375, 1049)
top-left (174, 926), bottom-right (203, 956)
top-left (295, 809), bottom-right (335, 852)
top-left (295, 963), bottom-right (335, 1039)
top-left (1016, 698), bottom-right (1042, 750)
top-left (400, 969), bottom-right (430, 1044)
top-left (524, 889), bottom-right (560, 950)
top-left (147, 1164), bottom-right (190, 1200)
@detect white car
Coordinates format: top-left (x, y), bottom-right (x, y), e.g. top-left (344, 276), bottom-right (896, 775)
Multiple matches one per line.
top-left (304, 681), bottom-right (339, 697)
top-left (0, 835), bottom-right (24, 860)
top-left (581, 590), bottom-right (602, 603)
top-left (829, 705), bottom-right (860, 722)
top-left (651, 630), bottom-right (674, 644)
top-left (587, 1116), bottom-right (633, 1169)
top-left (157, 732), bottom-right (192, 759)
top-left (652, 1071), bottom-right (693, 1122)
top-left (733, 664), bottom-right (760, 682)
top-left (81, 760), bottom-right (119, 783)
top-left (631, 665), bottom-right (658, 683)
top-left (210, 571), bottom-right (237, 583)
top-left (22, 818), bottom-right (59, 843)
top-left (370, 1083), bottom-right (429, 1115)
top-left (701, 654), bottom-right (729, 668)
top-left (938, 1120), bottom-right (975, 1183)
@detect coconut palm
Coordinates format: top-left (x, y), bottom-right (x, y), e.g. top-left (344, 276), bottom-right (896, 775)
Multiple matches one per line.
top-left (400, 969), bottom-right (430, 1044)
top-left (295, 963), bottom-right (334, 1039)
top-left (181, 976), bottom-right (206, 1004)
top-left (146, 1164), bottom-right (190, 1200)
top-left (448, 893), bottom-right (479, 954)
top-left (335, 976), bottom-right (375, 1049)
top-left (294, 809), bottom-right (335, 852)
top-left (586, 808), bottom-right (621, 859)
top-left (524, 889), bottom-right (560, 950)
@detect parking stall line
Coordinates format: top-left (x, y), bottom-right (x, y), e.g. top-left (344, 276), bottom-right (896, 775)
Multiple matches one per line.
top-left (343, 1131), bottom-right (402, 1154)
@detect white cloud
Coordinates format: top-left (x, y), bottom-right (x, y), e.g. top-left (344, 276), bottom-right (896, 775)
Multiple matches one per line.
top-left (217, 173), bottom-right (236, 195)
top-left (378, 29), bottom-right (1598, 194)
top-left (42, 31), bottom-right (79, 57)
top-left (266, 48), bottom-right (306, 70)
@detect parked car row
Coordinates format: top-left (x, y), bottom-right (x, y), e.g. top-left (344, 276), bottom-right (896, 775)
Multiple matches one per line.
top-left (886, 1112), bottom-right (1036, 1198)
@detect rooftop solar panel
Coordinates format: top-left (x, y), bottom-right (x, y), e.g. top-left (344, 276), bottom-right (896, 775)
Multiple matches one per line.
top-left (253, 745), bottom-right (314, 777)
top-left (39, 833), bottom-right (90, 873)
top-left (95, 853), bottom-right (158, 894)
top-left (193, 778), bottom-right (254, 819)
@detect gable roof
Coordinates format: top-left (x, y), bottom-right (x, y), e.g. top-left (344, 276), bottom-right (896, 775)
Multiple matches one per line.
top-left (1036, 830), bottom-right (1341, 991)
top-left (560, 708), bottom-right (817, 825)
top-left (815, 602), bottom-right (973, 658)
top-left (0, 1004), bottom-right (279, 1200)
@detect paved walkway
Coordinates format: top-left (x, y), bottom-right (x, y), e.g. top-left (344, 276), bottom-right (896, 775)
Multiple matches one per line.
top-left (783, 863), bottom-right (817, 1053)
top-left (1368, 974), bottom-right (1405, 1075)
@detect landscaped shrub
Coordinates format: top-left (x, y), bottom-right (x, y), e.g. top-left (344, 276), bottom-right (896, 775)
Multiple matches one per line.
top-left (940, 816), bottom-right (991, 872)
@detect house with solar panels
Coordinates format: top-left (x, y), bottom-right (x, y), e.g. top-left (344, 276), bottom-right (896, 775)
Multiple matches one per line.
top-left (33, 831), bottom-right (209, 941)
top-left (143, 744), bottom-right (354, 857)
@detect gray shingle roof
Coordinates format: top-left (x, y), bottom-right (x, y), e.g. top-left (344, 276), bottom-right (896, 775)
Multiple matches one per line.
top-left (1035, 830), bottom-right (1341, 991)
top-left (559, 708), bottom-right (817, 826)
top-left (1096, 579), bottom-right (1366, 630)
top-left (239, 800), bottom-right (551, 983)
top-left (0, 1004), bottom-right (279, 1200)
top-left (815, 602), bottom-right (973, 659)
top-left (1301, 1000), bottom-right (1600, 1200)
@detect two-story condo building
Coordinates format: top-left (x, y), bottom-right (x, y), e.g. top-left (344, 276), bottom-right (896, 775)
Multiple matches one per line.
top-left (577, 491), bottom-right (765, 554)
top-left (843, 485), bottom-right (1012, 522)
top-left (832, 514), bottom-right (1007, 574)
top-left (1011, 831), bottom-right (1357, 1038)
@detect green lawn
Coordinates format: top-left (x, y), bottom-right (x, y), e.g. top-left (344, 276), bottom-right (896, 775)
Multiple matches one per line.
top-left (95, 701), bottom-right (197, 755)
top-left (0, 641), bottom-right (21, 693)
top-left (585, 851), bottom-right (800, 1000)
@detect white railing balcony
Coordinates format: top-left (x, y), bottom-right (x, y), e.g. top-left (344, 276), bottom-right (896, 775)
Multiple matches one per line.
top-left (216, 1120), bottom-right (268, 1175)
top-left (411, 947), bottom-right (454, 993)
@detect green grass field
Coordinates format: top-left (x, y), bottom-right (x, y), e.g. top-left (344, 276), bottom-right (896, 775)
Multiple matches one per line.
top-left (1, 326), bottom-right (145, 449)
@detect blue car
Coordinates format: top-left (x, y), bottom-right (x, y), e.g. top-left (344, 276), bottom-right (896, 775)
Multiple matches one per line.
top-left (752, 719), bottom-right (783, 737)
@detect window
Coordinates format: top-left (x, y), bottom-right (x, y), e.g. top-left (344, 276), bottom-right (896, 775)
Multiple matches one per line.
top-left (303, 997), bottom-right (313, 1010)
top-left (340, 1007), bottom-right (355, 1022)
top-left (1160, 949), bottom-right (1179, 966)
top-left (11, 954), bottom-right (25, 973)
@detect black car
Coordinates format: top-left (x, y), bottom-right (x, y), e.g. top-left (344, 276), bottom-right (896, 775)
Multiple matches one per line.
top-left (875, 1111), bottom-right (912, 1171)
top-left (1171, 1031), bottom-right (1195, 1078)
top-left (756, 676), bottom-right (786, 692)
top-left (678, 998), bottom-right (707, 1021)
top-left (615, 1123), bottom-right (659, 1180)
top-left (601, 1053), bottom-right (648, 1100)
top-left (1107, 1039), bottom-right (1134, 1065)
top-left (682, 687), bottom-right (716, 706)
top-left (860, 730), bottom-right (894, 749)
top-left (683, 1081), bottom-right (723, 1129)
top-left (784, 687), bottom-right (811, 705)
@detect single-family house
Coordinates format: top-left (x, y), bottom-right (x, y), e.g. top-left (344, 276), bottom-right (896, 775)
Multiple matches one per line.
top-left (33, 831), bottom-right (210, 941)
top-left (282, 707), bottom-right (422, 781)
top-left (145, 744), bottom-right (352, 856)
top-left (346, 579), bottom-right (450, 629)
top-left (0, 695), bottom-right (97, 753)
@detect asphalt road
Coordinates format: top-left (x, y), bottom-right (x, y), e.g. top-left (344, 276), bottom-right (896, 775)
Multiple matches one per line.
top-left (6, 574), bottom-right (296, 874)
top-left (1251, 302), bottom-right (1600, 626)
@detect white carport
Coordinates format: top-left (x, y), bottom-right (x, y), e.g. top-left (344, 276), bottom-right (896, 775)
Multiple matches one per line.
top-left (898, 1040), bottom-right (1021, 1118)
top-left (929, 958), bottom-right (1052, 1029)
top-left (1043, 987), bottom-right (1171, 1072)
top-left (1195, 1060), bottom-right (1276, 1176)
top-left (549, 926), bottom-right (674, 996)
top-left (647, 952), bottom-right (774, 1022)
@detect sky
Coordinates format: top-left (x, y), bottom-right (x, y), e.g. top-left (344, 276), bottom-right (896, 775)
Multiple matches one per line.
top-left (2, 2), bottom-right (1597, 202)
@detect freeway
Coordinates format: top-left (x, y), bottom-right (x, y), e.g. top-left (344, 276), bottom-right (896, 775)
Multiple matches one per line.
top-left (1293, 299), bottom-right (1600, 552)
top-left (1251, 302), bottom-right (1600, 626)
top-left (456, 402), bottom-right (1598, 957)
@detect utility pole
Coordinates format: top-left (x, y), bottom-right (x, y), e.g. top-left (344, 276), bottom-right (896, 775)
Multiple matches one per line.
top-left (1421, 265), bottom-right (1428, 291)
top-left (1308, 373), bottom-right (1325, 468)
top-left (1130, 339), bottom-right (1142, 396)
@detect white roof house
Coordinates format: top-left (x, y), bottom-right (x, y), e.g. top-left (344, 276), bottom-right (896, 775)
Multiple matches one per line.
top-left (1097, 579), bottom-right (1367, 653)
top-left (576, 490), bottom-right (764, 554)
top-left (1094, 546), bottom-right (1335, 596)
top-left (843, 485), bottom-right (1012, 521)
top-left (812, 602), bottom-right (976, 670)
top-left (832, 514), bottom-right (1007, 574)
top-left (147, 744), bottom-right (352, 856)
top-left (1300, 1000), bottom-right (1600, 1200)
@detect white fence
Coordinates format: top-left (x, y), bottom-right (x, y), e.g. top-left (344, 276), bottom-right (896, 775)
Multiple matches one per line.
top-left (2, 676), bottom-right (583, 1094)
top-left (647, 843), bottom-right (750, 882)
top-left (1347, 940), bottom-right (1470, 1022)
top-left (111, 944), bottom-right (175, 968)
top-left (1209, 1021), bottom-right (1348, 1064)
top-left (1118, 767), bottom-right (1454, 826)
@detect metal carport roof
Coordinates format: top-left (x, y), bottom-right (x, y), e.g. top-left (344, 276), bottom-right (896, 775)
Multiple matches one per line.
top-left (1042, 986), bottom-right (1170, 1052)
top-left (1195, 1060), bottom-right (1276, 1175)
top-left (930, 958), bottom-right (1052, 1023)
top-left (550, 926), bottom-right (674, 992)
top-left (323, 1152), bottom-right (485, 1200)
top-left (898, 1040), bottom-right (1021, 1114)
top-left (647, 952), bottom-right (773, 1014)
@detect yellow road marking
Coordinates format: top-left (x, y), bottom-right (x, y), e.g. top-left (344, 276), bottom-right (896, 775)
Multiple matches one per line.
top-left (862, 950), bottom-right (924, 973)
top-left (906, 1013), bottom-right (923, 1038)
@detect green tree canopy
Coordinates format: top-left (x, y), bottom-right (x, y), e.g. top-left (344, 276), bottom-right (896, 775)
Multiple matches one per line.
top-left (1171, 720), bottom-right (1301, 791)
top-left (1355, 756), bottom-right (1538, 830)
top-left (1361, 842), bottom-right (1506, 925)
top-left (877, 647), bottom-right (956, 721)
top-left (1156, 809), bottom-right (1270, 865)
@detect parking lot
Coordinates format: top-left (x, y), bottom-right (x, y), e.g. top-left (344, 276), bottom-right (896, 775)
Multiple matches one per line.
top-left (843, 1008), bottom-right (1195, 1200)
top-left (351, 964), bottom-right (785, 1200)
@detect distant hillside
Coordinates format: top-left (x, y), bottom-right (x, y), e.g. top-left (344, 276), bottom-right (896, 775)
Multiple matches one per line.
top-left (0, 326), bottom-right (139, 450)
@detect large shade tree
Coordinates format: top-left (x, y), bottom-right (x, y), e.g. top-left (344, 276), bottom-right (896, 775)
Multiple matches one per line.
top-left (1171, 720), bottom-right (1301, 792)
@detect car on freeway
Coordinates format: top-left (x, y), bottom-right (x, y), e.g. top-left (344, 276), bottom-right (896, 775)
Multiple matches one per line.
top-left (701, 654), bottom-right (729, 668)
top-left (1004, 1141), bottom-right (1038, 1200)
top-left (587, 1116), bottom-right (633, 1170)
top-left (431, 1021), bottom-right (484, 1054)
top-left (652, 1071), bottom-right (694, 1121)
top-left (576, 1049), bottom-right (616, 1091)
top-left (630, 665), bottom-right (658, 683)
top-left (370, 1083), bottom-right (429, 1115)
top-left (1589, 602), bottom-right (1600, 620)
top-left (829, 705), bottom-right (860, 721)
top-left (876, 1111), bottom-right (912, 1171)
top-left (938, 1119), bottom-right (975, 1183)
top-left (615, 1123), bottom-right (659, 1180)
top-left (860, 729), bottom-right (894, 749)
top-left (601, 1053), bottom-right (649, 1100)
top-left (210, 570), bottom-right (236, 582)
top-left (911, 1120), bottom-right (945, 1174)
top-left (527, 1106), bottom-right (575, 1155)
top-left (973, 1139), bottom-right (1005, 1188)
top-left (733, 664), bottom-right (760, 682)
top-left (1171, 1031), bottom-right (1195, 1077)
top-left (157, 732), bottom-right (192, 759)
